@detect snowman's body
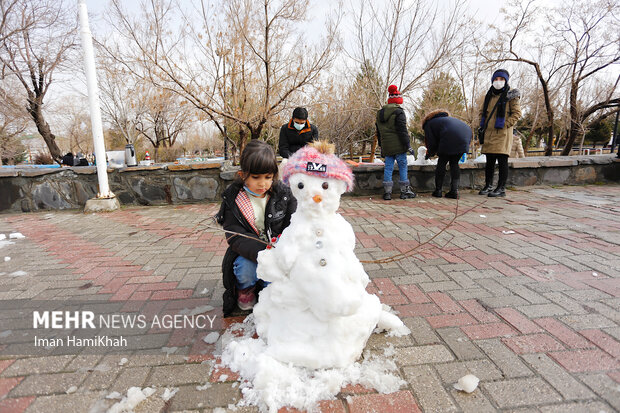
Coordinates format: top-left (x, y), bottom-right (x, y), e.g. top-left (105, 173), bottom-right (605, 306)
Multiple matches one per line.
top-left (254, 170), bottom-right (407, 369)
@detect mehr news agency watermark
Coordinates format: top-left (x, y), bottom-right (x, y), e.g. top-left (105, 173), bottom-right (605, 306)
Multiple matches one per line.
top-left (32, 310), bottom-right (217, 348)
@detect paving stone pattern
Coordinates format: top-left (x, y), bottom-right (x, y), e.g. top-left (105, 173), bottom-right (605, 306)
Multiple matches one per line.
top-left (0, 185), bottom-right (619, 412)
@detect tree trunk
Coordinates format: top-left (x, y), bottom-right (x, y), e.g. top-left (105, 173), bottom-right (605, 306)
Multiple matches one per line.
top-left (369, 134), bottom-right (378, 163)
top-left (561, 86), bottom-right (579, 156)
top-left (27, 98), bottom-right (62, 163)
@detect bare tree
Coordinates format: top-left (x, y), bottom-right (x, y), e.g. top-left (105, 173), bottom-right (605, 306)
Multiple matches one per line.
top-left (0, 78), bottom-right (28, 164)
top-left (552, 0), bottom-right (620, 155)
top-left (348, 0), bottom-right (470, 107)
top-left (0, 0), bottom-right (77, 163)
top-left (100, 0), bottom-right (340, 158)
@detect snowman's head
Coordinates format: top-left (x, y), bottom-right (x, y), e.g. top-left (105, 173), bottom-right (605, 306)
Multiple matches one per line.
top-left (282, 141), bottom-right (354, 216)
top-left (289, 173), bottom-right (346, 215)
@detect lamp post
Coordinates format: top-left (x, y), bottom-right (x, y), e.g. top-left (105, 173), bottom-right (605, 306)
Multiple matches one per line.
top-left (78, 0), bottom-right (120, 211)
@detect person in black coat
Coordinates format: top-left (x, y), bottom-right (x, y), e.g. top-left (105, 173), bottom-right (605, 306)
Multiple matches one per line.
top-left (422, 109), bottom-right (472, 199)
top-left (278, 107), bottom-right (319, 158)
top-left (215, 140), bottom-right (297, 316)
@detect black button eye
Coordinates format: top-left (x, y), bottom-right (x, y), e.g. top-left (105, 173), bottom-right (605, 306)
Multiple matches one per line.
top-left (322, 182), bottom-right (329, 190)
top-left (297, 182), bottom-right (304, 189)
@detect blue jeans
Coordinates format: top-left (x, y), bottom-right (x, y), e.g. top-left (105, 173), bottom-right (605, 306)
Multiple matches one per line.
top-left (383, 152), bottom-right (409, 183)
top-left (233, 256), bottom-right (263, 290)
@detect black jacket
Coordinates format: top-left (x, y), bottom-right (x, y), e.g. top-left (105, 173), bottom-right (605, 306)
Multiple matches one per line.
top-left (423, 112), bottom-right (472, 157)
top-left (215, 180), bottom-right (297, 316)
top-left (278, 120), bottom-right (319, 158)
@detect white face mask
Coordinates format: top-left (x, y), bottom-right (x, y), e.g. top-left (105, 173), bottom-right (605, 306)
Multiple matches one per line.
top-left (293, 122), bottom-right (305, 131)
top-left (492, 80), bottom-right (506, 90)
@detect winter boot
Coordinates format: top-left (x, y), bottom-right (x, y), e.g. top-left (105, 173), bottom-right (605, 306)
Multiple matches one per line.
top-left (488, 186), bottom-right (506, 197)
top-left (432, 189), bottom-right (443, 198)
top-left (399, 182), bottom-right (417, 199)
top-left (445, 179), bottom-right (459, 199)
top-left (478, 184), bottom-right (492, 195)
top-left (383, 182), bottom-right (393, 200)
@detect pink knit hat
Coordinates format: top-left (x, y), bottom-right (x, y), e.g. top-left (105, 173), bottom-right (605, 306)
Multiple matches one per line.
top-left (281, 144), bottom-right (354, 192)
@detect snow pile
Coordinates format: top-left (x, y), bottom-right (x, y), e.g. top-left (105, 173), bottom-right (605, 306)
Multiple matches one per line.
top-left (220, 145), bottom-right (410, 412)
top-left (221, 317), bottom-right (405, 413)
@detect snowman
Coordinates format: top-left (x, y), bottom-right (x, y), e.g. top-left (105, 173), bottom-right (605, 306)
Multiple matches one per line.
top-left (253, 141), bottom-right (409, 370)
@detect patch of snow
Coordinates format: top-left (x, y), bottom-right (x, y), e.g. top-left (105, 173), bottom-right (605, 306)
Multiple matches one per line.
top-left (161, 346), bottom-right (178, 356)
top-left (4, 257), bottom-right (10, 262)
top-left (203, 332), bottom-right (220, 344)
top-left (196, 383), bottom-right (212, 391)
top-left (9, 233), bottom-right (25, 239)
top-left (161, 387), bottom-right (178, 401)
top-left (107, 387), bottom-right (156, 413)
top-left (118, 358), bottom-right (128, 366)
top-left (66, 385), bottom-right (78, 394)
top-left (8, 271), bottom-right (26, 277)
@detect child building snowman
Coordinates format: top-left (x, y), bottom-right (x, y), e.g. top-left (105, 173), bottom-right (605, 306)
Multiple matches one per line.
top-left (252, 140), bottom-right (409, 369)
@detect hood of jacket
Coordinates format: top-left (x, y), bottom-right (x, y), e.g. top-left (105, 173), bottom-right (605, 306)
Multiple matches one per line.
top-left (421, 109), bottom-right (450, 129)
top-left (378, 103), bottom-right (401, 123)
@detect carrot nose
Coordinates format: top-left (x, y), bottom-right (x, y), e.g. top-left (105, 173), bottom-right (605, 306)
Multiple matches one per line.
top-left (312, 194), bottom-right (322, 203)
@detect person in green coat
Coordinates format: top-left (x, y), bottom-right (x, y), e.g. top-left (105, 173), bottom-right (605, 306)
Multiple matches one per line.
top-left (477, 69), bottom-right (522, 197)
top-left (376, 85), bottom-right (416, 200)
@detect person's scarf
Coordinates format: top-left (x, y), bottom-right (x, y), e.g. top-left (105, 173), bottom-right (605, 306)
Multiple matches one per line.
top-left (479, 85), bottom-right (509, 130)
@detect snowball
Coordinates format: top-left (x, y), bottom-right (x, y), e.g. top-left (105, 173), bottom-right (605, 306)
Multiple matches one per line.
top-left (201, 288), bottom-right (209, 294)
top-left (4, 257), bottom-right (10, 262)
top-left (202, 332), bottom-right (220, 344)
top-left (118, 358), bottom-right (128, 366)
top-left (453, 374), bottom-right (479, 393)
top-left (9, 233), bottom-right (25, 239)
top-left (479, 215), bottom-right (486, 218)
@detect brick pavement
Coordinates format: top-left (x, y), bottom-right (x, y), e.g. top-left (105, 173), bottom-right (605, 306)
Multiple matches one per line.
top-left (0, 185), bottom-right (619, 412)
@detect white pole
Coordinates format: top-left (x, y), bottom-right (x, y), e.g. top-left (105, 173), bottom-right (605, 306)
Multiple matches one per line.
top-left (78, 0), bottom-right (112, 198)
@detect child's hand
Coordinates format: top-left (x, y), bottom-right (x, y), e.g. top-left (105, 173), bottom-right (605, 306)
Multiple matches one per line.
top-left (266, 234), bottom-right (281, 249)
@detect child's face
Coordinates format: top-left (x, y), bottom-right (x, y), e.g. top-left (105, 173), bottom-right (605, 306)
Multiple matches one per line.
top-left (244, 173), bottom-right (274, 197)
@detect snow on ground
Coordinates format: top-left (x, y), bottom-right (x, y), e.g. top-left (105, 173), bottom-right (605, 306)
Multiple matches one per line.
top-left (219, 316), bottom-right (406, 413)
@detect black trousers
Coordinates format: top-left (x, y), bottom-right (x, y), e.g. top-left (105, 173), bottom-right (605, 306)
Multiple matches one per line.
top-left (485, 154), bottom-right (509, 188)
top-left (436, 154), bottom-right (463, 191)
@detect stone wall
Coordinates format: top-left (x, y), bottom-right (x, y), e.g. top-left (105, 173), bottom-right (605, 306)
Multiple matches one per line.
top-left (1, 155), bottom-right (618, 213)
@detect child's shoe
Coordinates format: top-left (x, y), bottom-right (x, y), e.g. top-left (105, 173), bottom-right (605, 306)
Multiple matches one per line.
top-left (237, 286), bottom-right (257, 310)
